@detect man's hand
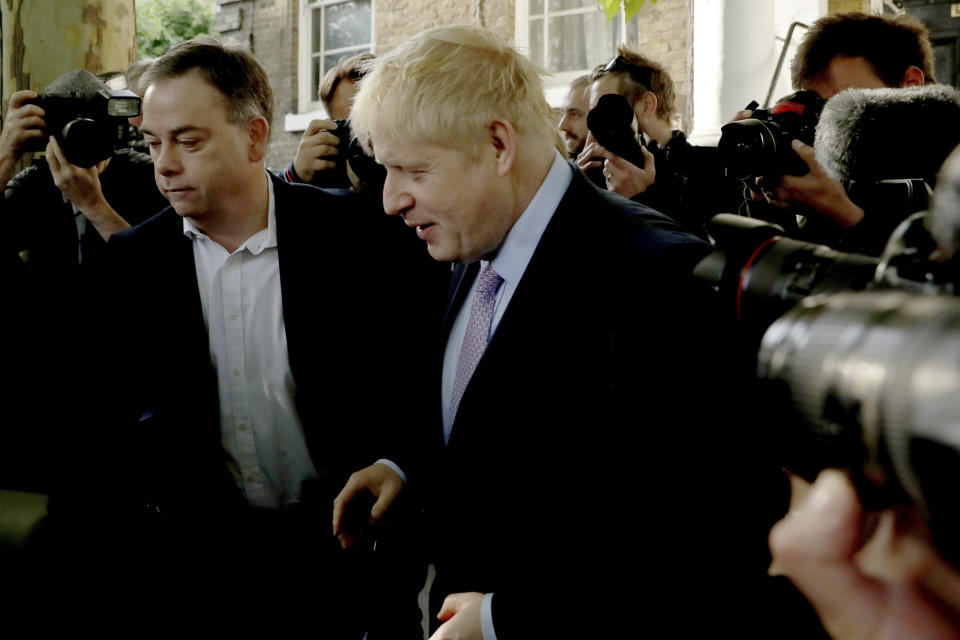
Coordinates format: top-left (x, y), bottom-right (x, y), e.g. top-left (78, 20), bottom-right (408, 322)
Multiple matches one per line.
top-left (293, 119), bottom-right (342, 183)
top-left (766, 140), bottom-right (864, 228)
top-left (575, 132), bottom-right (605, 173)
top-left (332, 462), bottom-right (403, 549)
top-left (603, 145), bottom-right (655, 199)
top-left (430, 592), bottom-right (485, 640)
top-left (769, 470), bottom-right (960, 640)
top-left (46, 137), bottom-right (129, 240)
top-left (0, 90), bottom-right (45, 187)
top-left (47, 137), bottom-right (106, 211)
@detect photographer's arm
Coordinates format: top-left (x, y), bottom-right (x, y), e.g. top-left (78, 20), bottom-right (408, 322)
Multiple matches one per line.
top-left (46, 137), bottom-right (130, 241)
top-left (768, 140), bottom-right (864, 228)
top-left (0, 90), bottom-right (45, 189)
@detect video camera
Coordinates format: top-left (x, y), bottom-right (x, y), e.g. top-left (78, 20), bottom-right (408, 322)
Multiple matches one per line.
top-left (696, 140), bottom-right (960, 567)
top-left (22, 69), bottom-right (140, 168)
top-left (717, 90), bottom-right (825, 182)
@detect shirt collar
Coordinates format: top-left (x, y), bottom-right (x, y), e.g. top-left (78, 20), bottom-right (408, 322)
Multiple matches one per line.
top-left (182, 171), bottom-right (277, 255)
top-left (489, 150), bottom-right (572, 287)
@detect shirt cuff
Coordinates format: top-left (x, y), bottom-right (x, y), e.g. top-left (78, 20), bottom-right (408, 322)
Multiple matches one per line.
top-left (374, 458), bottom-right (407, 484)
top-left (481, 592), bottom-right (497, 640)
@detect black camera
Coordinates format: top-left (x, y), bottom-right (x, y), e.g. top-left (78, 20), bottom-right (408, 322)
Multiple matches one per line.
top-left (310, 119), bottom-right (385, 191)
top-left (586, 93), bottom-right (646, 170)
top-left (718, 90), bottom-right (825, 181)
top-left (23, 69), bottom-right (140, 168)
top-left (696, 193), bottom-right (960, 567)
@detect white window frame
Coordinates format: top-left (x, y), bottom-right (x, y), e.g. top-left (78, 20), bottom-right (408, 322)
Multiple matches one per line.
top-left (515, 0), bottom-right (629, 107)
top-left (292, 0), bottom-right (374, 127)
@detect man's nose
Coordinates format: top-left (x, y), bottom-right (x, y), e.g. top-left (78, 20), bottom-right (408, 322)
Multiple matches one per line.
top-left (154, 143), bottom-right (180, 176)
top-left (382, 172), bottom-right (412, 216)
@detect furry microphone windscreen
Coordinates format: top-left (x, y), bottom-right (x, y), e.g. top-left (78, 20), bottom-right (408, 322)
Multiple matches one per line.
top-left (814, 84), bottom-right (960, 186)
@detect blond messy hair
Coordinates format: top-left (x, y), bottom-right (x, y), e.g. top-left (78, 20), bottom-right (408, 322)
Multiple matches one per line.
top-left (351, 25), bottom-right (562, 157)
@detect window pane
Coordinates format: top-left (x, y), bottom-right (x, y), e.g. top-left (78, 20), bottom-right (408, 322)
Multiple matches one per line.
top-left (323, 47), bottom-right (370, 80)
top-left (547, 11), bottom-right (617, 73)
top-left (325, 0), bottom-right (372, 51)
top-left (312, 56), bottom-right (322, 101)
top-left (528, 17), bottom-right (544, 66)
top-left (530, 0), bottom-right (543, 14)
top-left (312, 7), bottom-right (322, 54)
top-left (548, 0), bottom-right (593, 11)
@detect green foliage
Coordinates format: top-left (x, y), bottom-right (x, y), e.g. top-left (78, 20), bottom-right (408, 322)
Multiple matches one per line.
top-left (136, 0), bottom-right (217, 59)
top-left (597, 0), bottom-right (656, 24)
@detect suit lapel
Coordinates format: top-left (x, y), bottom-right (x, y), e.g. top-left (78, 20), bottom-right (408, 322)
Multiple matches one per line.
top-left (445, 177), bottom-right (586, 438)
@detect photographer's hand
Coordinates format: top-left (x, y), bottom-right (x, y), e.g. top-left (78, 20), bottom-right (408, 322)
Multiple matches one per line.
top-left (769, 140), bottom-right (864, 228)
top-left (46, 137), bottom-right (130, 240)
top-left (0, 90), bottom-right (45, 189)
top-left (293, 119), bottom-right (341, 183)
top-left (769, 470), bottom-right (960, 640)
top-left (603, 145), bottom-right (655, 199)
top-left (576, 132), bottom-right (605, 172)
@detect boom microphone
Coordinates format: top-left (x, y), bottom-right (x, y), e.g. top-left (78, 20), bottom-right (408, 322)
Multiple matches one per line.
top-left (814, 84), bottom-right (960, 187)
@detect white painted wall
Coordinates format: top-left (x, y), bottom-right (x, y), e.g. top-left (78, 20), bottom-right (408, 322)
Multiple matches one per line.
top-left (689, 0), bottom-right (826, 145)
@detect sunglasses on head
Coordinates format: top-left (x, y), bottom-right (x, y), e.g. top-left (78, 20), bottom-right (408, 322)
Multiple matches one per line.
top-left (603, 55), bottom-right (653, 89)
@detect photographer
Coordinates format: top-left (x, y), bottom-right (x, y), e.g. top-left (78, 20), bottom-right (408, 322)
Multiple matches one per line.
top-left (281, 53), bottom-right (374, 189)
top-left (0, 77), bottom-right (167, 279)
top-left (577, 47), bottom-right (740, 238)
top-left (749, 12), bottom-right (934, 255)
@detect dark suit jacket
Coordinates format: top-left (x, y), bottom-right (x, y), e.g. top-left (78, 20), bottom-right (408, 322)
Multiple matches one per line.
top-left (425, 169), bottom-right (794, 638)
top-left (50, 174), bottom-right (444, 631)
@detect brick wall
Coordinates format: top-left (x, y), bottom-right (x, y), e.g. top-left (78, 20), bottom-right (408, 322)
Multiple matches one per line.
top-left (230, 0), bottom-right (699, 167)
top-left (630, 0), bottom-right (694, 133)
top-left (375, 0), bottom-right (477, 53)
top-left (218, 0), bottom-right (300, 172)
top-left (829, 0), bottom-right (871, 14)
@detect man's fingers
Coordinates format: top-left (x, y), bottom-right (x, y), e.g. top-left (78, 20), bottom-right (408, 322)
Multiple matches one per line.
top-left (336, 530), bottom-right (356, 550)
top-left (437, 593), bottom-right (464, 621)
top-left (304, 118), bottom-right (336, 136)
top-left (641, 144), bottom-right (655, 168)
top-left (370, 478), bottom-right (401, 522)
top-left (332, 474), bottom-right (364, 535)
top-left (9, 90), bottom-right (38, 110)
top-left (46, 137), bottom-right (63, 173)
top-left (791, 139), bottom-right (817, 170)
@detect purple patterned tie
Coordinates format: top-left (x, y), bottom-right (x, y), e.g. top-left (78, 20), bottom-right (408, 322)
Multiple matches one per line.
top-left (449, 261), bottom-right (503, 427)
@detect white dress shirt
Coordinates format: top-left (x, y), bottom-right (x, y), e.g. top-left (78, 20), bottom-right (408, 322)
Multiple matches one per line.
top-left (185, 173), bottom-right (317, 509)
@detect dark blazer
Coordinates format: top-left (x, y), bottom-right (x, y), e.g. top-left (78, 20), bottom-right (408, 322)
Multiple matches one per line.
top-left (52, 174), bottom-right (443, 632)
top-left (426, 169), bottom-right (792, 638)
top-left (92, 174), bottom-right (444, 512)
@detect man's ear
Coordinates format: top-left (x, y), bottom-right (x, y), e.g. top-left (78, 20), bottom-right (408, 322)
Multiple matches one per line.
top-left (489, 119), bottom-right (517, 178)
top-left (247, 116), bottom-right (270, 163)
top-left (633, 91), bottom-right (658, 121)
top-left (900, 65), bottom-right (925, 88)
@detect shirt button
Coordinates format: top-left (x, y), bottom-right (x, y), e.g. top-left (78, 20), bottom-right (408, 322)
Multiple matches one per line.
top-left (238, 424), bottom-right (247, 431)
top-left (246, 473), bottom-right (257, 482)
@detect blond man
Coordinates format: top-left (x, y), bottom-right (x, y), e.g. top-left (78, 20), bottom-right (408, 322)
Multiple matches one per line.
top-left (328, 25), bottom-right (791, 640)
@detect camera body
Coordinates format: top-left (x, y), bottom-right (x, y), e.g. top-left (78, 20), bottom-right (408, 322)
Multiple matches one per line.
top-left (718, 90), bottom-right (825, 182)
top-left (309, 119), bottom-right (385, 191)
top-left (586, 93), bottom-right (646, 171)
top-left (24, 69), bottom-right (140, 168)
